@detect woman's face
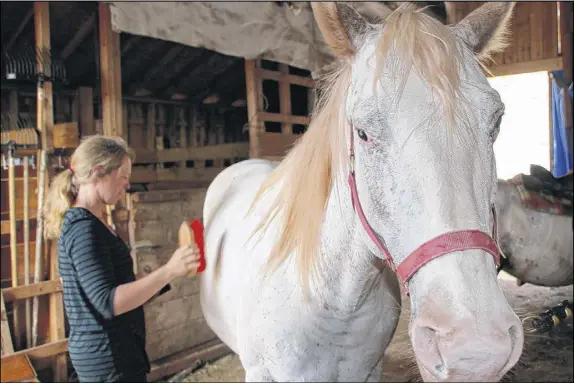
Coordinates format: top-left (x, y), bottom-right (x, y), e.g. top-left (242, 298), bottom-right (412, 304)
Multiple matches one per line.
top-left (95, 156), bottom-right (132, 206)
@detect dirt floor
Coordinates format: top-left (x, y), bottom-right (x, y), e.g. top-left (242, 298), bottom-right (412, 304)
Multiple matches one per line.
top-left (173, 273), bottom-right (573, 382)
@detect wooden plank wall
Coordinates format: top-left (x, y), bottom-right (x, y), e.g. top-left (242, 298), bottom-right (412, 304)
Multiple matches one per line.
top-left (451, 2), bottom-right (561, 76)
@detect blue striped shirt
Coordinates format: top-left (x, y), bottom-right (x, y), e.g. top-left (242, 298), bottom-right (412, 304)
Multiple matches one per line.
top-left (59, 207), bottom-right (150, 382)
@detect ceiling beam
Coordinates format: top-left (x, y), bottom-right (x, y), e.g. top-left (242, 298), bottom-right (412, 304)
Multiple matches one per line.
top-left (5, 8), bottom-right (34, 52)
top-left (60, 13), bottom-right (95, 60)
top-left (152, 49), bottom-right (208, 95)
top-left (120, 40), bottom-right (167, 87)
top-left (121, 35), bottom-right (141, 56)
top-left (128, 44), bottom-right (185, 94)
top-left (191, 60), bottom-right (245, 103)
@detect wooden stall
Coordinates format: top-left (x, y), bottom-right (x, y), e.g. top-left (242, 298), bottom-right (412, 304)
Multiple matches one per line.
top-left (1, 1), bottom-right (571, 382)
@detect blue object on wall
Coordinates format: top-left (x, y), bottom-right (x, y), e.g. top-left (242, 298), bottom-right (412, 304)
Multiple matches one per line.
top-left (551, 70), bottom-right (573, 178)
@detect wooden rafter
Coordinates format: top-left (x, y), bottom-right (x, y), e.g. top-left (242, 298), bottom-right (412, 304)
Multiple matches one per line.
top-left (121, 35), bottom-right (141, 56)
top-left (128, 44), bottom-right (185, 94)
top-left (191, 60), bottom-right (245, 104)
top-left (121, 41), bottom-right (167, 87)
top-left (4, 8), bottom-right (33, 52)
top-left (168, 53), bottom-right (222, 96)
top-left (60, 13), bottom-right (95, 61)
top-left (158, 50), bottom-right (210, 96)
top-left (187, 59), bottom-right (243, 102)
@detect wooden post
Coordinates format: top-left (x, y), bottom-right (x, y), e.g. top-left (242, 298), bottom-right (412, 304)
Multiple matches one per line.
top-left (35, 1), bottom-right (54, 150)
top-left (245, 59), bottom-right (262, 158)
top-left (35, 3), bottom-right (66, 379)
top-left (76, 87), bottom-right (95, 136)
top-left (279, 64), bottom-right (292, 135)
top-left (98, 2), bottom-right (124, 139)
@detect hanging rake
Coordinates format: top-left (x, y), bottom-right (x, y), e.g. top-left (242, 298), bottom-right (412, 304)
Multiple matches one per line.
top-left (4, 44), bottom-right (67, 84)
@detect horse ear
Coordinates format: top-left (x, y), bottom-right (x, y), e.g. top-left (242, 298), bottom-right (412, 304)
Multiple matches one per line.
top-left (311, 2), bottom-right (373, 58)
top-left (453, 2), bottom-right (516, 61)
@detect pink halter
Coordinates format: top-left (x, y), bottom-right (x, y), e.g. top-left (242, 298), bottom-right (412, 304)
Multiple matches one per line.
top-left (346, 127), bottom-right (501, 295)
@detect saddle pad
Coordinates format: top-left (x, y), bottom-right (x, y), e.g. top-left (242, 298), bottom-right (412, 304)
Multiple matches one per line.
top-left (511, 174), bottom-right (573, 217)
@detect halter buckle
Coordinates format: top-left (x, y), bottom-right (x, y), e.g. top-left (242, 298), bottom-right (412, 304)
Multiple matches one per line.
top-left (349, 153), bottom-right (355, 174)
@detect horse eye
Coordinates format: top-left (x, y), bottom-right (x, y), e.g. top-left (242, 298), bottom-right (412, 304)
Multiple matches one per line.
top-left (357, 129), bottom-right (369, 141)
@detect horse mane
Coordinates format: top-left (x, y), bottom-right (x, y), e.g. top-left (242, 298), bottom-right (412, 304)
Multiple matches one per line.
top-left (250, 4), bottom-right (474, 294)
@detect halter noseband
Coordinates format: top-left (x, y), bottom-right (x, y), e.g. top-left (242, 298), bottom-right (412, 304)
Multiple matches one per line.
top-left (346, 127), bottom-right (501, 295)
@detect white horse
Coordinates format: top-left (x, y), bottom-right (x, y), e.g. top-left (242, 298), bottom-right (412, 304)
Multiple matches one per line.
top-left (496, 178), bottom-right (573, 287)
top-left (200, 3), bottom-right (524, 381)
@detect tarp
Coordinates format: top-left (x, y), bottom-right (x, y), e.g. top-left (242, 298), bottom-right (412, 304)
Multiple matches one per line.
top-left (108, 1), bottom-right (331, 72)
top-left (107, 1), bottom-right (393, 73)
top-left (550, 70), bottom-right (574, 178)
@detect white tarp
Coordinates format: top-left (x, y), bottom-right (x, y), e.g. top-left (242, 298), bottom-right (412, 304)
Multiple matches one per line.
top-left (107, 1), bottom-right (393, 73)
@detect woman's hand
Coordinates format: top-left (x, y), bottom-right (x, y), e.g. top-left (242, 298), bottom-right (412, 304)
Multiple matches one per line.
top-left (164, 244), bottom-right (201, 280)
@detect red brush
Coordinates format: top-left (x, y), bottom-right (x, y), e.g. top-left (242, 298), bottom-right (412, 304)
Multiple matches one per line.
top-left (178, 219), bottom-right (206, 274)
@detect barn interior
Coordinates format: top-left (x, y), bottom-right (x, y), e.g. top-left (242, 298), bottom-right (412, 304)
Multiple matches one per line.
top-left (0, 1), bottom-right (572, 382)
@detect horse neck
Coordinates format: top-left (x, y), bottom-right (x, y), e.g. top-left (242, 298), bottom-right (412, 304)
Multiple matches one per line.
top-left (314, 172), bottom-right (383, 311)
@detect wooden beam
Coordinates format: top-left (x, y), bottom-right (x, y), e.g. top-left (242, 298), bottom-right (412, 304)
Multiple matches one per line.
top-left (2, 280), bottom-right (62, 303)
top-left (258, 111), bottom-right (310, 126)
top-left (245, 59), bottom-right (262, 158)
top-left (254, 67), bottom-right (315, 88)
top-left (189, 60), bottom-right (245, 104)
top-left (60, 14), bottom-right (95, 61)
top-left (133, 142), bottom-right (249, 164)
top-left (76, 87), bottom-right (95, 136)
top-left (121, 35), bottom-right (141, 56)
top-left (98, 2), bottom-right (124, 139)
top-left (131, 166), bottom-right (226, 184)
top-left (34, 1), bottom-right (54, 150)
top-left (0, 339), bottom-right (68, 372)
top-left (279, 64), bottom-right (292, 134)
top-left (5, 8), bottom-right (34, 52)
top-left (485, 57), bottom-right (563, 77)
top-left (129, 45), bottom-right (185, 94)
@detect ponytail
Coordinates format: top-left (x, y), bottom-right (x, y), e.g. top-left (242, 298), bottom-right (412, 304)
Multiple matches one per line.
top-left (42, 135), bottom-right (132, 240)
top-left (44, 169), bottom-right (78, 240)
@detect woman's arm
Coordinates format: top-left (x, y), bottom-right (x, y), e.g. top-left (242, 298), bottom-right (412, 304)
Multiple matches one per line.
top-left (112, 266), bottom-right (171, 315)
top-left (113, 245), bottom-right (198, 315)
top-left (69, 220), bottom-right (199, 318)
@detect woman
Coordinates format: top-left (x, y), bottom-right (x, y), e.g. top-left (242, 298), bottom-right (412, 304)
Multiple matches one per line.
top-left (44, 135), bottom-right (200, 382)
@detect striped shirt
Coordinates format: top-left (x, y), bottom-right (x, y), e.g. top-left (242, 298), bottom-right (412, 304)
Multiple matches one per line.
top-left (59, 207), bottom-right (150, 382)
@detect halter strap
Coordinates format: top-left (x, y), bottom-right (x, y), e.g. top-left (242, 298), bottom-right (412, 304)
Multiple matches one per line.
top-left (347, 127), bottom-right (501, 295)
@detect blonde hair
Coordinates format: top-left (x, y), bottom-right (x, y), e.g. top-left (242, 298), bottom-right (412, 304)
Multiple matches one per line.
top-left (44, 135), bottom-right (134, 240)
